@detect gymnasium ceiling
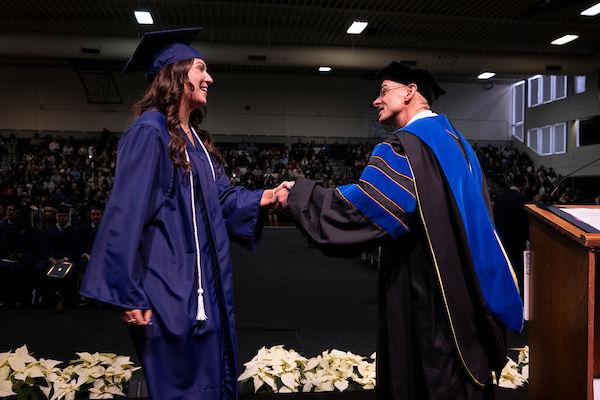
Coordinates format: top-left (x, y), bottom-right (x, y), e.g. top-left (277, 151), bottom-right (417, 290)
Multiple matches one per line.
top-left (1, 0), bottom-right (599, 78)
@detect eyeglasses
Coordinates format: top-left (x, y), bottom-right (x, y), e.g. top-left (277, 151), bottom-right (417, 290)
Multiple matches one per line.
top-left (377, 85), bottom-right (406, 99)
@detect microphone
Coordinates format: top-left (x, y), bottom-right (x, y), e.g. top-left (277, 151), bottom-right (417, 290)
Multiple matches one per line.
top-left (547, 155), bottom-right (600, 201)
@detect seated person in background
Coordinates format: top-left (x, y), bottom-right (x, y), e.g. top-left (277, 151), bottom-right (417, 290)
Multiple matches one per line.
top-left (76, 204), bottom-right (103, 269)
top-left (39, 205), bottom-right (57, 230)
top-left (34, 205), bottom-right (77, 310)
top-left (75, 204), bottom-right (103, 305)
top-left (494, 174), bottom-right (528, 294)
top-left (0, 203), bottom-right (34, 307)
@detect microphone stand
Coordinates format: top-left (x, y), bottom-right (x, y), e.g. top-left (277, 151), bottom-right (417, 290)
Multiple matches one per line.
top-left (537, 155), bottom-right (600, 209)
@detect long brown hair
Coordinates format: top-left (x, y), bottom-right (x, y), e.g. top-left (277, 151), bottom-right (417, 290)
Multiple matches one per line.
top-left (133, 59), bottom-right (222, 170)
top-left (190, 107), bottom-right (224, 164)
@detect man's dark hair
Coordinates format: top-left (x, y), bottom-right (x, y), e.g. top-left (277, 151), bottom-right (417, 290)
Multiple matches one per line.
top-left (513, 174), bottom-right (527, 188)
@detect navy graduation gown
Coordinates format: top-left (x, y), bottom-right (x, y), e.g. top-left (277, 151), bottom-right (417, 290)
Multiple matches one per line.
top-left (80, 110), bottom-right (263, 400)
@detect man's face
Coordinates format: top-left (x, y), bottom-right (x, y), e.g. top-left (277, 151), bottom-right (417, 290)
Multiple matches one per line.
top-left (372, 80), bottom-right (410, 124)
top-left (90, 209), bottom-right (102, 225)
top-left (56, 212), bottom-right (68, 226)
top-left (6, 206), bottom-right (16, 219)
top-left (43, 207), bottom-right (55, 221)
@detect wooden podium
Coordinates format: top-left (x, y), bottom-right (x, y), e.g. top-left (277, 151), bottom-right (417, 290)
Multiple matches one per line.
top-left (526, 204), bottom-right (600, 400)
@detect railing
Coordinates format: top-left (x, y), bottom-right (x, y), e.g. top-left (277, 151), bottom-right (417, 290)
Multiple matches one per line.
top-left (0, 128), bottom-right (379, 146)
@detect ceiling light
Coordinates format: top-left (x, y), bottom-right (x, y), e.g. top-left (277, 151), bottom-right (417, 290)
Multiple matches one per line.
top-left (581, 2), bottom-right (600, 16)
top-left (134, 11), bottom-right (154, 25)
top-left (477, 72), bottom-right (496, 80)
top-left (347, 21), bottom-right (368, 34)
top-left (319, 66), bottom-right (332, 72)
top-left (551, 34), bottom-right (579, 45)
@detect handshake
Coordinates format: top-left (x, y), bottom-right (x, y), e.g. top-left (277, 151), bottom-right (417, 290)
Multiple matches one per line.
top-left (265, 181), bottom-right (295, 209)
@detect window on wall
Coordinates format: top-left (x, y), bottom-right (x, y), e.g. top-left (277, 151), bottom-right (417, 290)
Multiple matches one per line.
top-left (527, 128), bottom-right (540, 153)
top-left (540, 126), bottom-right (552, 155)
top-left (527, 123), bottom-right (568, 155)
top-left (577, 116), bottom-right (600, 147)
top-left (512, 80), bottom-right (525, 142)
top-left (542, 76), bottom-right (552, 103)
top-left (528, 74), bottom-right (567, 107)
top-left (555, 76), bottom-right (567, 100)
top-left (553, 123), bottom-right (567, 154)
top-left (528, 75), bottom-right (542, 107)
top-left (575, 76), bottom-right (586, 94)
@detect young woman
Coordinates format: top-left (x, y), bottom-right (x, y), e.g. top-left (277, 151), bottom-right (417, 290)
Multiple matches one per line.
top-left (81, 28), bottom-right (287, 399)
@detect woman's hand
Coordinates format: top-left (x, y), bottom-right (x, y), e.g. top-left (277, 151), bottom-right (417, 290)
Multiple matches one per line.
top-left (122, 309), bottom-right (153, 326)
top-left (260, 181), bottom-right (295, 207)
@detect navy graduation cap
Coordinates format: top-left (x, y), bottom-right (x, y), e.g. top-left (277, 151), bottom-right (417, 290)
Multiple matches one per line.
top-left (123, 27), bottom-right (204, 81)
top-left (377, 62), bottom-right (446, 104)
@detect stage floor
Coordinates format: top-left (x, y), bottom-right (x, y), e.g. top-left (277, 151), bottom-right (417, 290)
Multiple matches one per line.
top-left (0, 227), bottom-right (527, 399)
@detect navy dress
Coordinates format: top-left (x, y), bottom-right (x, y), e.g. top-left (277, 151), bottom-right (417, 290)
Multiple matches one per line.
top-left (80, 110), bottom-right (263, 400)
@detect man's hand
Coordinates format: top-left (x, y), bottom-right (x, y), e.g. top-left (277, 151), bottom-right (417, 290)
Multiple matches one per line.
top-left (122, 309), bottom-right (153, 326)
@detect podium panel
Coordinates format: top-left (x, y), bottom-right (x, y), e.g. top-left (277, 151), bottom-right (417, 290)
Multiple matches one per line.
top-left (526, 205), bottom-right (600, 400)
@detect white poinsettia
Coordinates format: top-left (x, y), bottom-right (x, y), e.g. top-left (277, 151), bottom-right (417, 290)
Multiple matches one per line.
top-left (0, 351), bottom-right (10, 368)
top-left (49, 378), bottom-right (83, 400)
top-left (88, 379), bottom-right (126, 399)
top-left (12, 361), bottom-right (45, 381)
top-left (13, 356), bottom-right (62, 383)
top-left (0, 353), bottom-right (12, 396)
top-left (302, 366), bottom-right (336, 392)
top-left (104, 356), bottom-right (139, 384)
top-left (69, 352), bottom-right (138, 398)
top-left (516, 345), bottom-right (529, 381)
top-left (321, 350), bottom-right (359, 392)
top-left (498, 358), bottom-right (527, 389)
top-left (515, 345), bottom-right (529, 365)
top-left (7, 345), bottom-right (37, 373)
top-left (0, 378), bottom-right (16, 398)
top-left (353, 359), bottom-right (376, 389)
top-left (238, 345), bottom-right (308, 393)
top-left (521, 364), bottom-right (529, 380)
top-left (239, 346), bottom-right (377, 394)
top-left (0, 347), bottom-right (138, 400)
top-left (39, 358), bottom-right (63, 371)
top-left (2, 345), bottom-right (63, 397)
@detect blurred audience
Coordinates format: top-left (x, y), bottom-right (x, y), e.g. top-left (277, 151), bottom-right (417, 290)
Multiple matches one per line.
top-left (0, 134), bottom-right (591, 310)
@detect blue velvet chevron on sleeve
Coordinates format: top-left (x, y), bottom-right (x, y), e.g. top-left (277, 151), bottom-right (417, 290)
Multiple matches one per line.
top-left (337, 142), bottom-right (416, 239)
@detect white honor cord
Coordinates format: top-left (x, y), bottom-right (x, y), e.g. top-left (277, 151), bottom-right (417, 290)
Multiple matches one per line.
top-left (185, 148), bottom-right (208, 321)
top-left (190, 127), bottom-right (216, 181)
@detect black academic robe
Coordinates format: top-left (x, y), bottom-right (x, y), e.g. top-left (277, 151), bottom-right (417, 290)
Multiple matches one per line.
top-left (0, 219), bottom-right (25, 259)
top-left (39, 224), bottom-right (77, 261)
top-left (76, 222), bottom-right (98, 256)
top-left (494, 188), bottom-right (527, 292)
top-left (0, 218), bottom-right (32, 304)
top-left (287, 133), bottom-right (503, 400)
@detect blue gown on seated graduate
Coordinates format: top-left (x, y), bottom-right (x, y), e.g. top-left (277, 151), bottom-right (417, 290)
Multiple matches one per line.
top-left (80, 110), bottom-right (264, 400)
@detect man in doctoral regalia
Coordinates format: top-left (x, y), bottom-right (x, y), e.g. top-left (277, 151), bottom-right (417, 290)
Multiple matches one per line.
top-left (275, 62), bottom-right (523, 399)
